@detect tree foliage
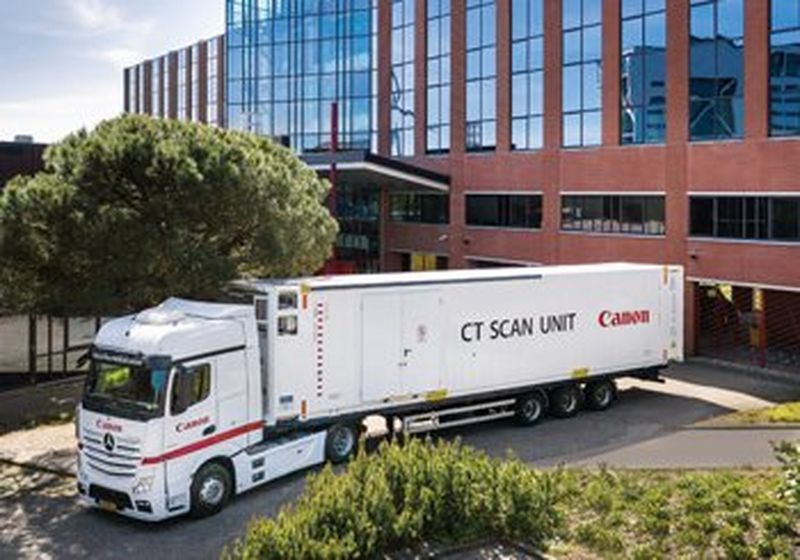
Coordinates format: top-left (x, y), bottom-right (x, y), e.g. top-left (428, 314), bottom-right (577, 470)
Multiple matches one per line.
top-left (0, 115), bottom-right (337, 315)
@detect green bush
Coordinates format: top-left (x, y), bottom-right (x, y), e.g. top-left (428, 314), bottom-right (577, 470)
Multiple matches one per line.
top-left (225, 439), bottom-right (559, 559)
top-left (774, 440), bottom-right (800, 518)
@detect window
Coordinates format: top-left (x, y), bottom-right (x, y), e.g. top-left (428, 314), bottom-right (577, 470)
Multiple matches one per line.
top-left (770, 0), bottom-right (800, 136)
top-left (126, 68), bottom-right (136, 113)
top-left (621, 0), bottom-right (666, 144)
top-left (511, 0), bottom-right (544, 150)
top-left (427, 0), bottom-right (451, 153)
top-left (689, 0), bottom-right (744, 140)
top-left (226, 0), bottom-right (378, 152)
top-left (465, 0), bottom-right (496, 151)
top-left (171, 364), bottom-right (211, 414)
top-left (689, 196), bottom-right (800, 242)
top-left (561, 194), bottom-right (665, 235)
top-left (208, 39), bottom-right (220, 126)
top-left (391, 0), bottom-right (415, 156)
top-left (164, 56), bottom-right (172, 117)
top-left (137, 65), bottom-right (146, 114)
top-left (151, 59), bottom-right (162, 118)
top-left (466, 194), bottom-right (542, 229)
top-left (390, 193), bottom-right (449, 224)
top-left (562, 0), bottom-right (603, 147)
top-left (178, 50), bottom-right (188, 121)
top-left (191, 45), bottom-right (200, 121)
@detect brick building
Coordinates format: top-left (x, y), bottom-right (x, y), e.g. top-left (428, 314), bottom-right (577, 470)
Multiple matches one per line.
top-left (127, 1), bottom-right (800, 373)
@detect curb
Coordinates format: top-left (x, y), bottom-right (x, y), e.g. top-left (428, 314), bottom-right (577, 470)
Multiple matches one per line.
top-left (687, 357), bottom-right (799, 386)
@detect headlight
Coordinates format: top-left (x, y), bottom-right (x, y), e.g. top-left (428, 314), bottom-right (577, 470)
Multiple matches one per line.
top-left (132, 476), bottom-right (155, 495)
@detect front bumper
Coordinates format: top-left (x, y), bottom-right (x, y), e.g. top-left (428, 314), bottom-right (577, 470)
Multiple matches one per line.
top-left (77, 458), bottom-right (176, 522)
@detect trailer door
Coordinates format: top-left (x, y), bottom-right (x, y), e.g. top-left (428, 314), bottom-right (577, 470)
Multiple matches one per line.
top-left (399, 291), bottom-right (443, 395)
top-left (361, 291), bottom-right (443, 401)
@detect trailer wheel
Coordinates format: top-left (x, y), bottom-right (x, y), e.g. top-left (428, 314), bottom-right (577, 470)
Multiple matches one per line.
top-left (584, 379), bottom-right (617, 411)
top-left (190, 461), bottom-right (232, 518)
top-left (514, 391), bottom-right (547, 426)
top-left (325, 423), bottom-right (358, 464)
top-left (548, 385), bottom-right (582, 418)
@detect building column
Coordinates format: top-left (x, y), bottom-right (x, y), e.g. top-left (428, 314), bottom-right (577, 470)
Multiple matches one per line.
top-left (744, 0), bottom-right (769, 140)
top-left (378, 1), bottom-right (392, 156)
top-left (602, 0), bottom-right (620, 146)
top-left (379, 186), bottom-right (390, 271)
top-left (450, 0), bottom-right (466, 155)
top-left (665, 0), bottom-right (691, 351)
top-left (414, 0), bottom-right (428, 157)
top-left (496, 0), bottom-right (511, 153)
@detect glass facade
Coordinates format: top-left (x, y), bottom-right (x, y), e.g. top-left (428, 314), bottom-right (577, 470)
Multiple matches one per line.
top-left (511, 0), bottom-right (544, 150)
top-left (770, 0), bottom-right (800, 137)
top-left (390, 193), bottom-right (449, 224)
top-left (226, 0), bottom-right (378, 152)
top-left (620, 0), bottom-right (666, 144)
top-left (391, 0), bottom-right (415, 156)
top-left (690, 196), bottom-right (800, 242)
top-left (466, 194), bottom-right (542, 229)
top-left (465, 0), bottom-right (496, 151)
top-left (427, 0), bottom-right (451, 153)
top-left (562, 0), bottom-right (603, 148)
top-left (689, 0), bottom-right (744, 140)
top-left (562, 194), bottom-right (665, 235)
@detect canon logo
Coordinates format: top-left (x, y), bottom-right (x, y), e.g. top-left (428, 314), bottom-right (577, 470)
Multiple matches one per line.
top-left (598, 310), bottom-right (651, 328)
top-left (95, 419), bottom-right (123, 433)
top-left (176, 416), bottom-right (210, 433)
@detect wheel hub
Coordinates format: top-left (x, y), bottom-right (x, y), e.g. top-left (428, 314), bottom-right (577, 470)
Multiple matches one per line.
top-left (199, 476), bottom-right (224, 506)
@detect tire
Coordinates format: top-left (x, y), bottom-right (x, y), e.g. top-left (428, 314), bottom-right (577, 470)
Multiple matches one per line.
top-left (190, 462), bottom-right (232, 518)
top-left (584, 378), bottom-right (617, 411)
top-left (514, 391), bottom-right (548, 426)
top-left (325, 422), bottom-right (358, 463)
top-left (548, 384), bottom-right (582, 418)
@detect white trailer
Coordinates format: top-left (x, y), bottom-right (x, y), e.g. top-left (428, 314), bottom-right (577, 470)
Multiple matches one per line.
top-left (76, 263), bottom-right (683, 521)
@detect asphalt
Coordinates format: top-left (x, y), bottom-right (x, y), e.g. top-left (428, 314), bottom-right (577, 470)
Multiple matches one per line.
top-left (0, 361), bottom-right (798, 559)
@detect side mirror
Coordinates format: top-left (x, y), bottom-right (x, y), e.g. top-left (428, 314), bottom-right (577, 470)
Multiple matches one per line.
top-left (171, 367), bottom-right (193, 415)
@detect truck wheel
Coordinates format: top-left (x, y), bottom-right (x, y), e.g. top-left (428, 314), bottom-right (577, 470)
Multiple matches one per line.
top-left (584, 379), bottom-right (617, 411)
top-left (325, 423), bottom-right (358, 464)
top-left (514, 391), bottom-right (547, 426)
top-left (548, 385), bottom-right (582, 418)
top-left (190, 462), bottom-right (232, 518)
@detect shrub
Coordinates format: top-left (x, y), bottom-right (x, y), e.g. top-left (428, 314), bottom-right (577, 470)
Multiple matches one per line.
top-left (773, 440), bottom-right (800, 518)
top-left (225, 439), bottom-right (559, 560)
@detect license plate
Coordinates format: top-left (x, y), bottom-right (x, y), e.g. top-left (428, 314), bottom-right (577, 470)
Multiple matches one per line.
top-left (98, 499), bottom-right (117, 512)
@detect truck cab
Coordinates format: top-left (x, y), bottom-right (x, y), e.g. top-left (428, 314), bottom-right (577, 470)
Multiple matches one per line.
top-left (77, 299), bottom-right (267, 520)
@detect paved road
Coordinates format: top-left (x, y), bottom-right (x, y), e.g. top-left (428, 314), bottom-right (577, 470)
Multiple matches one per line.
top-left (1, 362), bottom-right (798, 559)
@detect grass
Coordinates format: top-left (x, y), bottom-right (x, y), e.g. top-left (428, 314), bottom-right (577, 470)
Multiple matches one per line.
top-left (552, 468), bottom-right (798, 559)
top-left (703, 402), bottom-right (800, 427)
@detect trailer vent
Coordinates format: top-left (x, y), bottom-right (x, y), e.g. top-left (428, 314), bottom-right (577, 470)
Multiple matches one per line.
top-left (314, 302), bottom-right (325, 398)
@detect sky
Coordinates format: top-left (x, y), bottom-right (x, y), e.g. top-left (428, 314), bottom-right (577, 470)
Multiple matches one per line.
top-left (0, 0), bottom-right (224, 143)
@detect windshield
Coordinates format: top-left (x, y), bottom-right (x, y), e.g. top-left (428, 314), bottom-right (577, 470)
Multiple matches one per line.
top-left (84, 360), bottom-right (169, 420)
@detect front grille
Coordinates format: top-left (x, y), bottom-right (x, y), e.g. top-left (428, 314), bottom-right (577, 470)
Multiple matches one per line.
top-left (82, 428), bottom-right (141, 478)
top-left (89, 484), bottom-right (133, 510)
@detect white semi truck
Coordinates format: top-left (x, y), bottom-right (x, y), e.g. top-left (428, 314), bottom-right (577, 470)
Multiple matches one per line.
top-left (76, 263), bottom-right (683, 521)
